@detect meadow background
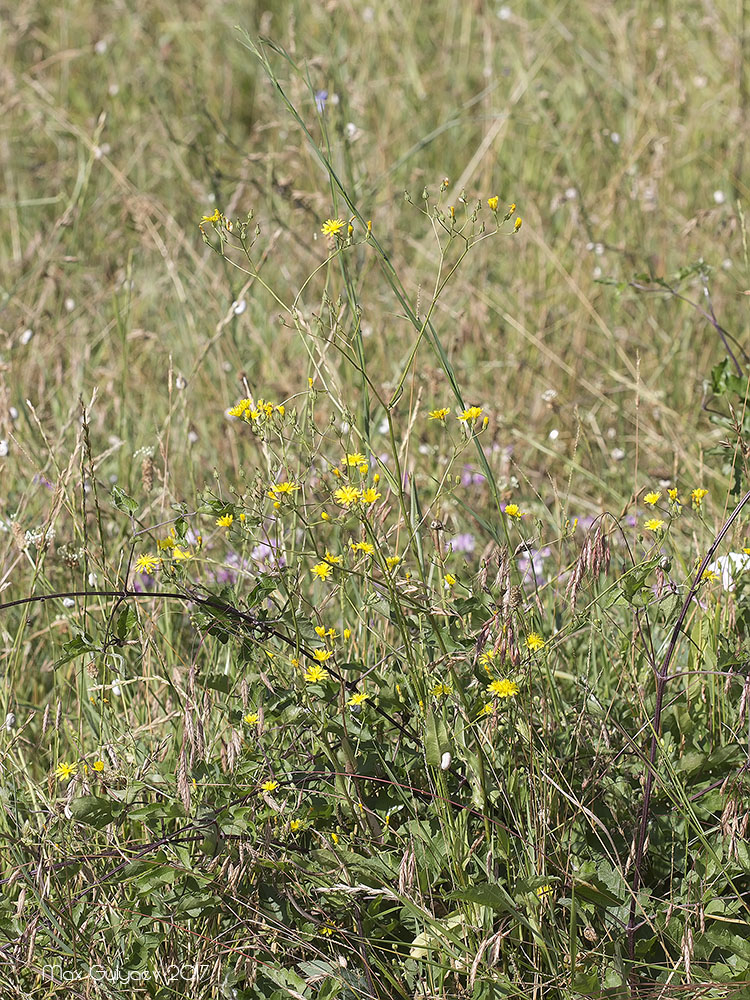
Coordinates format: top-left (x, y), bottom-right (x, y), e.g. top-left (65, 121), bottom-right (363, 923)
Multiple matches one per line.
top-left (1, 1), bottom-right (749, 997)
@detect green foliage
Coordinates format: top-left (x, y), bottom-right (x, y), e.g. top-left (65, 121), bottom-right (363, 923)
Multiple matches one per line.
top-left (1, 2), bottom-right (750, 998)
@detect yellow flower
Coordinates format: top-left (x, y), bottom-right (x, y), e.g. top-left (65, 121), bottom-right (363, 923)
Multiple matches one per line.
top-left (305, 663), bottom-right (329, 683)
top-left (536, 884), bottom-right (553, 899)
top-left (343, 628), bottom-right (351, 640)
top-left (429, 407), bottom-right (451, 421)
top-left (331, 832), bottom-right (339, 844)
top-left (458, 406), bottom-right (483, 422)
top-left (481, 701), bottom-right (494, 714)
top-left (347, 692), bottom-right (369, 706)
top-left (643, 491), bottom-right (661, 506)
top-left (334, 485), bottom-right (360, 507)
top-left (260, 779), bottom-right (278, 793)
top-left (702, 569), bottom-right (718, 583)
top-left (525, 633), bottom-right (545, 651)
top-left (269, 481), bottom-right (299, 498)
top-left (134, 554), bottom-right (159, 575)
top-left (311, 562), bottom-right (333, 581)
top-left (216, 514), bottom-right (234, 527)
top-left (432, 682), bottom-right (453, 697)
top-left (55, 762), bottom-right (77, 781)
top-left (644, 518), bottom-right (665, 533)
top-left (444, 573), bottom-right (456, 588)
top-left (360, 488), bottom-right (381, 505)
top-left (386, 555), bottom-right (400, 569)
top-left (228, 397), bottom-right (253, 419)
top-left (350, 541), bottom-right (374, 555)
top-left (244, 712), bottom-right (259, 724)
top-left (290, 819), bottom-right (302, 832)
top-left (489, 678), bottom-right (519, 698)
top-left (691, 488), bottom-right (708, 509)
top-left (157, 535), bottom-right (175, 550)
top-left (346, 452), bottom-right (366, 466)
top-left (92, 760), bottom-right (105, 772)
top-left (201, 208), bottom-right (221, 223)
top-left (324, 550), bottom-right (342, 564)
top-left (514, 217), bottom-right (523, 231)
top-left (313, 649), bottom-right (333, 662)
top-left (314, 626), bottom-right (326, 637)
top-left (488, 196), bottom-right (499, 212)
top-left (172, 546), bottom-right (193, 561)
top-left (668, 488), bottom-right (682, 505)
top-left (319, 922), bottom-right (336, 936)
top-left (321, 218), bottom-right (345, 237)
top-left (504, 503), bottom-right (525, 519)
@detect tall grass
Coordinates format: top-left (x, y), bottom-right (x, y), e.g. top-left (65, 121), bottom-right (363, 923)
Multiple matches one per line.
top-left (1, 2), bottom-right (749, 997)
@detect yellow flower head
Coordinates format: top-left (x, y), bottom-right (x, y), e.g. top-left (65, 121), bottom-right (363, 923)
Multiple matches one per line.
top-left (514, 217), bottom-right (523, 232)
top-left (429, 407), bottom-right (451, 421)
top-left (313, 649), bottom-right (334, 662)
top-left (305, 664), bottom-right (329, 683)
top-left (346, 452), bottom-right (366, 466)
top-left (643, 491), bottom-right (661, 506)
top-left (55, 762), bottom-right (77, 781)
top-left (525, 633), bottom-right (545, 651)
top-left (92, 760), bottom-right (105, 772)
top-left (488, 196), bottom-right (499, 212)
top-left (244, 712), bottom-right (259, 724)
top-left (324, 550), bottom-right (342, 565)
top-left (386, 555), bottom-right (400, 569)
top-left (347, 692), bottom-right (369, 706)
top-left (334, 485), bottom-right (360, 507)
top-left (489, 678), bottom-right (519, 698)
top-left (691, 488), bottom-right (708, 509)
top-left (269, 481), bottom-right (299, 498)
top-left (350, 541), bottom-right (374, 555)
top-left (134, 554), bottom-right (159, 575)
top-left (644, 518), bottom-right (665, 533)
top-left (216, 514), bottom-right (234, 527)
top-left (311, 562), bottom-right (333, 581)
top-left (432, 682), bottom-right (453, 697)
top-left (444, 573), bottom-right (456, 588)
top-left (321, 218), bottom-right (345, 237)
top-left (504, 503), bottom-right (525, 519)
top-left (260, 779), bottom-right (278, 793)
top-left (459, 406), bottom-right (483, 422)
top-left (360, 488), bottom-right (381, 505)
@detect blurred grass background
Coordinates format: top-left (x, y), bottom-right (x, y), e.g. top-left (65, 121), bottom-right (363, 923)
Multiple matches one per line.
top-left (3, 0), bottom-right (747, 529)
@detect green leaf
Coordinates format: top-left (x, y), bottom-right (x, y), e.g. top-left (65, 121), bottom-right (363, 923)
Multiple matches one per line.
top-left (110, 484), bottom-right (138, 515)
top-left (68, 795), bottom-right (122, 829)
top-left (424, 708), bottom-right (448, 767)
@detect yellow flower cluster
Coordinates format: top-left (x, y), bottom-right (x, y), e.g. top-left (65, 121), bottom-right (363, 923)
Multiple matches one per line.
top-left (228, 397), bottom-right (285, 423)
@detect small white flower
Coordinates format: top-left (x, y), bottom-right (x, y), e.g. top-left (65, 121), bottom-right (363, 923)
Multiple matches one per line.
top-left (88, 572), bottom-right (97, 587)
top-left (713, 190), bottom-right (726, 205)
top-left (564, 187), bottom-right (577, 200)
top-left (611, 448), bottom-right (626, 461)
top-left (62, 598), bottom-right (75, 608)
top-left (548, 428), bottom-right (559, 440)
top-left (610, 132), bottom-right (621, 145)
top-left (20, 328), bottom-right (33, 345)
top-left (64, 297), bottom-right (75, 312)
top-left (111, 679), bottom-right (122, 697)
top-left (497, 5), bottom-right (512, 19)
top-left (440, 751), bottom-right (452, 771)
top-left (231, 299), bottom-right (247, 316)
top-left (541, 388), bottom-right (557, 403)
top-left (9, 407), bottom-right (17, 420)
top-left (5, 713), bottom-right (15, 731)
top-left (94, 39), bottom-right (108, 54)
